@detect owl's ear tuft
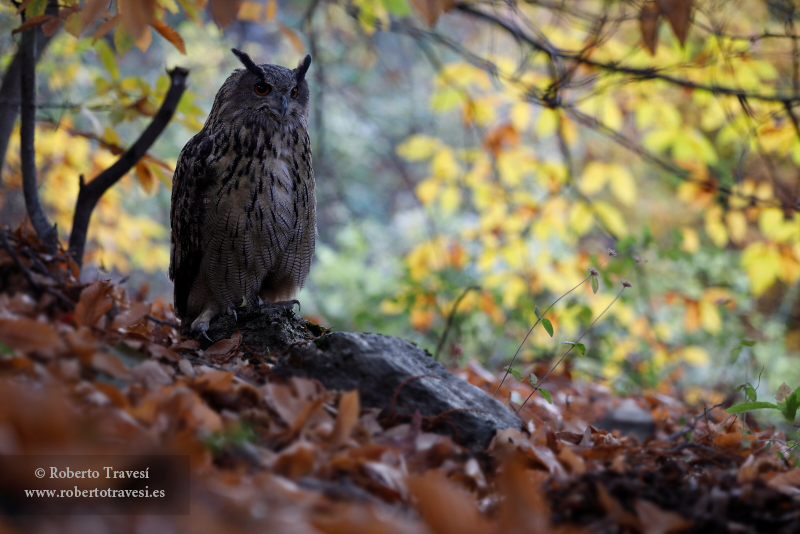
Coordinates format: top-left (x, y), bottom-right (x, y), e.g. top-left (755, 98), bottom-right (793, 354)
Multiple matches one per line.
top-left (295, 55), bottom-right (312, 82)
top-left (231, 48), bottom-right (264, 78)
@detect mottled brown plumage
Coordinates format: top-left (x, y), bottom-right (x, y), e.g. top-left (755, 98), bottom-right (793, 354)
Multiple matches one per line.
top-left (169, 50), bottom-right (315, 336)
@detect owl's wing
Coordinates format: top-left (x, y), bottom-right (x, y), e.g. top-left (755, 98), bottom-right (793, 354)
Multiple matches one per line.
top-left (169, 131), bottom-right (214, 319)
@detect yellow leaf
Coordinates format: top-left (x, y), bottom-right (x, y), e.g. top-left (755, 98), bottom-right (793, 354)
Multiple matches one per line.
top-left (593, 201), bottom-right (628, 237)
top-left (699, 300), bottom-right (722, 334)
top-left (680, 346), bottom-right (709, 367)
top-left (510, 101), bottom-right (530, 131)
top-left (608, 165), bottom-right (636, 206)
top-left (741, 242), bottom-right (782, 296)
top-left (439, 185), bottom-right (460, 214)
top-left (705, 205), bottom-right (728, 248)
top-left (237, 1), bottom-right (261, 21)
top-left (569, 202), bottom-right (594, 235)
top-left (536, 108), bottom-right (557, 137)
top-left (726, 210), bottom-right (748, 244)
top-left (579, 162), bottom-right (608, 195)
top-left (431, 148), bottom-right (459, 180)
top-left (415, 178), bottom-right (440, 206)
top-left (397, 135), bottom-right (439, 161)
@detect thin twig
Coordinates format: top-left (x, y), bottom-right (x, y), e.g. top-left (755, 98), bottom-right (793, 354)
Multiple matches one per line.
top-left (0, 230), bottom-right (40, 291)
top-left (495, 255), bottom-right (612, 397)
top-left (516, 284), bottom-right (627, 414)
top-left (434, 285), bottom-right (480, 360)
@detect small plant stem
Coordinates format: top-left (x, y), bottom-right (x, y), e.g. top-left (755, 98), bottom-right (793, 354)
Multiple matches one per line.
top-left (516, 286), bottom-right (626, 414)
top-left (434, 285), bottom-right (480, 360)
top-left (494, 256), bottom-right (610, 398)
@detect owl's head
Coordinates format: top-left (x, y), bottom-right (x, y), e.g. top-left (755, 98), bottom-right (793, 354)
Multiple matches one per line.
top-left (210, 49), bottom-right (312, 126)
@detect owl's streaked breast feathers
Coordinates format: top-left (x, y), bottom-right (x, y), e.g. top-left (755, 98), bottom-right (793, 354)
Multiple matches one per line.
top-left (169, 49), bottom-right (315, 336)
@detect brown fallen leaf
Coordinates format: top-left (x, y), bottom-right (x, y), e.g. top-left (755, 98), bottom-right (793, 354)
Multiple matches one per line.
top-left (204, 331), bottom-right (242, 356)
top-left (331, 390), bottom-right (360, 446)
top-left (407, 470), bottom-right (491, 534)
top-left (0, 317), bottom-right (62, 352)
top-left (110, 301), bottom-right (151, 330)
top-left (75, 280), bottom-right (113, 327)
top-left (634, 500), bottom-right (693, 534)
top-left (767, 468), bottom-right (800, 495)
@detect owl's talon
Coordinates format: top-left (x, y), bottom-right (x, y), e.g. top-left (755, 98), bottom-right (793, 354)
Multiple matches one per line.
top-left (201, 329), bottom-right (212, 342)
top-left (273, 299), bottom-right (301, 312)
top-left (227, 306), bottom-right (238, 323)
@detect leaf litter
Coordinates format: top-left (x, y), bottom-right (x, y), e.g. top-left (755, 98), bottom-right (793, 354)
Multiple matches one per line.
top-left (0, 225), bottom-right (799, 532)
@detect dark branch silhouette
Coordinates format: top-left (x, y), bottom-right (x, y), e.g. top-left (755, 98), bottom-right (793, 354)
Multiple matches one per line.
top-left (0, 0), bottom-right (59, 187)
top-left (19, 10), bottom-right (58, 254)
top-left (67, 67), bottom-right (189, 268)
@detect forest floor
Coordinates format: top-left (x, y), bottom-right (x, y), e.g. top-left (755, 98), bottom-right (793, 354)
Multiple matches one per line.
top-left (0, 225), bottom-right (799, 534)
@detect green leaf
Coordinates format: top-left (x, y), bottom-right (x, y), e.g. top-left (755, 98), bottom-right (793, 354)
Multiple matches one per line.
top-left (94, 40), bottom-right (118, 80)
top-left (746, 386), bottom-right (757, 402)
top-left (741, 340), bottom-right (756, 347)
top-left (504, 366), bottom-right (523, 382)
top-left (591, 275), bottom-right (599, 294)
top-left (0, 342), bottom-right (12, 357)
top-left (529, 373), bottom-right (537, 385)
top-left (576, 343), bottom-right (586, 355)
top-left (542, 318), bottom-right (554, 337)
top-left (777, 387), bottom-right (800, 423)
top-left (382, 0), bottom-right (412, 16)
top-left (725, 401), bottom-right (779, 414)
top-left (538, 387), bottom-right (552, 404)
top-left (534, 306), bottom-right (541, 319)
top-left (730, 346), bottom-right (742, 363)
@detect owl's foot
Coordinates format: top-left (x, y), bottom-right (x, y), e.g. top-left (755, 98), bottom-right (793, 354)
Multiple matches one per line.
top-left (273, 299), bottom-right (301, 312)
top-left (190, 308), bottom-right (216, 341)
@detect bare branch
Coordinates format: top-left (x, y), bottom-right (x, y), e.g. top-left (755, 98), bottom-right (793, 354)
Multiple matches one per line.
top-left (67, 67), bottom-right (189, 269)
top-left (454, 2), bottom-right (800, 105)
top-left (0, 0), bottom-right (58, 186)
top-left (19, 9), bottom-right (58, 254)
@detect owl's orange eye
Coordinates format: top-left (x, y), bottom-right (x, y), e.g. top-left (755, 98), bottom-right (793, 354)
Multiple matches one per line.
top-left (291, 87), bottom-right (299, 99)
top-left (254, 82), bottom-right (271, 95)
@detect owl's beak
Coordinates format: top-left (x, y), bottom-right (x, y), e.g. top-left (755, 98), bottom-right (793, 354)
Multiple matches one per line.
top-left (280, 95), bottom-right (288, 118)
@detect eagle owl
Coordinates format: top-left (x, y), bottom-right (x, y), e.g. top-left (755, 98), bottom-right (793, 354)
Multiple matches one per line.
top-left (169, 49), bottom-right (315, 337)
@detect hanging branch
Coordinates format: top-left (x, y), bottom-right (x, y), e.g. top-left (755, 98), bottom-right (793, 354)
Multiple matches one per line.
top-left (19, 9), bottom-right (58, 254)
top-left (67, 66), bottom-right (189, 268)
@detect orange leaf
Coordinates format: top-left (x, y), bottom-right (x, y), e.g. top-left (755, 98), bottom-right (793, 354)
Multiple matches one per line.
top-left (656, 0), bottom-right (693, 45)
top-left (0, 318), bottom-right (62, 352)
top-left (119, 0), bottom-right (157, 41)
top-left (93, 14), bottom-right (120, 41)
top-left (407, 471), bottom-right (490, 534)
top-left (209, 0), bottom-right (242, 28)
top-left (409, 0), bottom-right (456, 26)
top-left (150, 18), bottom-right (186, 54)
top-left (75, 280), bottom-right (113, 327)
top-left (135, 161), bottom-right (156, 194)
top-left (92, 382), bottom-right (130, 409)
top-left (12, 14), bottom-right (53, 35)
top-left (278, 23), bottom-right (305, 54)
top-left (265, 0), bottom-right (277, 20)
top-left (639, 1), bottom-right (661, 55)
top-left (110, 301), bottom-right (151, 330)
top-left (194, 369), bottom-right (234, 391)
top-left (331, 390), bottom-right (360, 446)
